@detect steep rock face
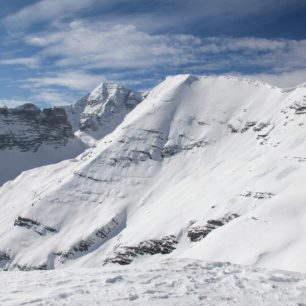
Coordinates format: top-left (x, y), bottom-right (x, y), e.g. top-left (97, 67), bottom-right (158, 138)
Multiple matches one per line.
top-left (0, 103), bottom-right (73, 151)
top-left (1, 75), bottom-right (306, 273)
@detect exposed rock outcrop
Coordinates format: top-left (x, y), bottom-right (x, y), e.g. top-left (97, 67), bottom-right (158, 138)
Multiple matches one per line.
top-left (17, 263), bottom-right (48, 271)
top-left (187, 214), bottom-right (240, 242)
top-left (0, 251), bottom-right (10, 262)
top-left (161, 139), bottom-right (207, 158)
top-left (14, 216), bottom-right (58, 236)
top-left (228, 119), bottom-right (274, 138)
top-left (290, 98), bottom-right (306, 114)
top-left (55, 215), bottom-right (125, 262)
top-left (105, 235), bottom-right (178, 265)
top-left (240, 191), bottom-right (275, 199)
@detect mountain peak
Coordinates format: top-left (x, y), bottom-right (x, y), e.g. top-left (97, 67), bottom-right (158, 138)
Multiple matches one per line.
top-left (65, 82), bottom-right (143, 141)
top-left (88, 82), bottom-right (128, 103)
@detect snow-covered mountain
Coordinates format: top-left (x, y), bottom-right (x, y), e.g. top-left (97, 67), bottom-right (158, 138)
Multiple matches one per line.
top-left (1, 74), bottom-right (306, 274)
top-left (65, 82), bottom-right (143, 146)
top-left (0, 83), bottom-right (142, 185)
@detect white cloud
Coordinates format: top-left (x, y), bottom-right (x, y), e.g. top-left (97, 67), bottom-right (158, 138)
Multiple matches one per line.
top-left (24, 21), bottom-right (200, 69)
top-left (4, 0), bottom-right (96, 30)
top-left (0, 57), bottom-right (40, 68)
top-left (25, 70), bottom-right (104, 91)
top-left (199, 37), bottom-right (287, 53)
top-left (15, 70), bottom-right (106, 107)
top-left (0, 99), bottom-right (31, 108)
top-left (21, 20), bottom-right (306, 75)
top-left (2, 19), bottom-right (305, 91)
top-left (246, 69), bottom-right (306, 88)
top-left (31, 90), bottom-right (77, 106)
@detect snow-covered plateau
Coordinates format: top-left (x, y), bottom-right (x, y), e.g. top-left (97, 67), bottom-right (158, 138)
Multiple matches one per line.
top-left (1, 74), bottom-right (306, 305)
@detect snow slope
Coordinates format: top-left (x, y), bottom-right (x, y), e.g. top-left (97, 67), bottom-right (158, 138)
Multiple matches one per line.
top-left (1, 259), bottom-right (306, 306)
top-left (0, 75), bottom-right (306, 273)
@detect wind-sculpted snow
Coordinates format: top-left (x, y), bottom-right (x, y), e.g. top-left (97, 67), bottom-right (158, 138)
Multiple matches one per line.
top-left (0, 259), bottom-right (306, 305)
top-left (1, 75), bottom-right (306, 274)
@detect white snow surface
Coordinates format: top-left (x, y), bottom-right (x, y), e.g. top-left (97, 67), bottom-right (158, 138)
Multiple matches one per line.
top-left (1, 259), bottom-right (306, 306)
top-left (1, 75), bottom-right (306, 274)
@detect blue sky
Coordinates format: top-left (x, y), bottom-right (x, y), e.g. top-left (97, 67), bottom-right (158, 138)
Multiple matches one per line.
top-left (0, 0), bottom-right (306, 107)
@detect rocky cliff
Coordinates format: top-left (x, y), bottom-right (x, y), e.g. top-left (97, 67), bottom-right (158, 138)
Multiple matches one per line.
top-left (0, 103), bottom-right (73, 152)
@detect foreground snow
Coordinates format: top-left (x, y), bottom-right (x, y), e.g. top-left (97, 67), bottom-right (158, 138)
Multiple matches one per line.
top-left (1, 259), bottom-right (306, 306)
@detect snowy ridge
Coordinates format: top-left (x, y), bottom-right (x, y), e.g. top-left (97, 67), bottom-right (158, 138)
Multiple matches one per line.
top-left (0, 75), bottom-right (306, 274)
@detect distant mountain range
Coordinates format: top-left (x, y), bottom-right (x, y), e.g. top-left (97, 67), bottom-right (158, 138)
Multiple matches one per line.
top-left (0, 83), bottom-right (142, 185)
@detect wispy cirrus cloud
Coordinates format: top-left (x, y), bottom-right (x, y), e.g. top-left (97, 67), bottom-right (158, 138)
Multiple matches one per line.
top-left (4, 0), bottom-right (96, 30)
top-left (23, 70), bottom-right (104, 91)
top-left (16, 70), bottom-right (106, 107)
top-left (0, 57), bottom-right (40, 68)
top-left (21, 20), bottom-right (306, 74)
top-left (24, 21), bottom-right (201, 69)
top-left (31, 90), bottom-right (78, 106)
